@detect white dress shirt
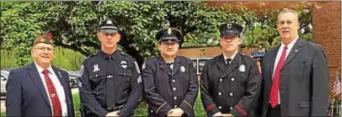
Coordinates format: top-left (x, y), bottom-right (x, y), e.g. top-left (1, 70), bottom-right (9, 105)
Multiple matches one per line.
top-left (35, 62), bottom-right (68, 116)
top-left (272, 37), bottom-right (299, 104)
top-left (223, 50), bottom-right (238, 65)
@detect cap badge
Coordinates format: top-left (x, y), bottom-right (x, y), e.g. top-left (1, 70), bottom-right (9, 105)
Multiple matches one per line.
top-left (106, 20), bottom-right (113, 24)
top-left (167, 28), bottom-right (172, 35)
top-left (227, 24), bottom-right (232, 29)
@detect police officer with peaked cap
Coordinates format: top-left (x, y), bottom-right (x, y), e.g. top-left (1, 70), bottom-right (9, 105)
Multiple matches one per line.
top-left (142, 27), bottom-right (198, 117)
top-left (78, 19), bottom-right (142, 117)
top-left (201, 23), bottom-right (262, 117)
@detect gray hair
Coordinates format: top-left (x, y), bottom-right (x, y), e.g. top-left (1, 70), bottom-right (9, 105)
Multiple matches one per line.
top-left (277, 8), bottom-right (299, 24)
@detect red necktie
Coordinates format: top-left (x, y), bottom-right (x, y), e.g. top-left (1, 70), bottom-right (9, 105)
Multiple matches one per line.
top-left (42, 69), bottom-right (62, 116)
top-left (269, 46), bottom-right (288, 108)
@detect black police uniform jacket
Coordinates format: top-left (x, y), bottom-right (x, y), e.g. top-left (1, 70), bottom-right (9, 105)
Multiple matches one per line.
top-left (142, 56), bottom-right (199, 117)
top-left (78, 50), bottom-right (142, 117)
top-left (200, 53), bottom-right (261, 117)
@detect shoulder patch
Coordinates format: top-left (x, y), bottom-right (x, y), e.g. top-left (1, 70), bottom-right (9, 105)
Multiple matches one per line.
top-left (79, 65), bottom-right (85, 75)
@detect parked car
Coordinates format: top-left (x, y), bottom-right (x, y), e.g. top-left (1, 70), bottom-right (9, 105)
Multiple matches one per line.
top-left (1, 70), bottom-right (10, 96)
top-left (68, 71), bottom-right (80, 88)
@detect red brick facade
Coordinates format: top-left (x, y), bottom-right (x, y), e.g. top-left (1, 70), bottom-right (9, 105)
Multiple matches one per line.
top-left (178, 46), bottom-right (257, 58)
top-left (313, 1), bottom-right (341, 98)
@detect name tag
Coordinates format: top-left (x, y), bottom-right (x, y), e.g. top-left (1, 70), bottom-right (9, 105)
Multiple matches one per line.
top-left (107, 75), bottom-right (113, 79)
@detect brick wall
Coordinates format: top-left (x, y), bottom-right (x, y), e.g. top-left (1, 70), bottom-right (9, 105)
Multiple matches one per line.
top-left (313, 1), bottom-right (341, 98)
top-left (178, 46), bottom-right (257, 59)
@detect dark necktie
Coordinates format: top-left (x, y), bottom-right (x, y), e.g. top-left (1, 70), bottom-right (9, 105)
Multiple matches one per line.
top-left (226, 58), bottom-right (232, 66)
top-left (166, 62), bottom-right (174, 70)
top-left (42, 69), bottom-right (62, 116)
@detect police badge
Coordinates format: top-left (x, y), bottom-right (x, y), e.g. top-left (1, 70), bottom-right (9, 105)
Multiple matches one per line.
top-left (180, 66), bottom-right (186, 72)
top-left (239, 64), bottom-right (246, 72)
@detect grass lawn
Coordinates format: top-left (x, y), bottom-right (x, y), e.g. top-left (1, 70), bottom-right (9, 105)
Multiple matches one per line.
top-left (2, 92), bottom-right (207, 116)
top-left (73, 93), bottom-right (206, 116)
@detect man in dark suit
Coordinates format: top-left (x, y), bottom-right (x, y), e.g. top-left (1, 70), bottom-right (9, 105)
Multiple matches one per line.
top-left (6, 33), bottom-right (75, 116)
top-left (259, 8), bottom-right (329, 116)
top-left (142, 27), bottom-right (198, 117)
top-left (201, 23), bottom-right (261, 117)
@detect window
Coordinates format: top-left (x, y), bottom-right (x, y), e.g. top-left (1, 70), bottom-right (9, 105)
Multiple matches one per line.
top-left (191, 58), bottom-right (211, 75)
top-left (198, 58), bottom-right (210, 74)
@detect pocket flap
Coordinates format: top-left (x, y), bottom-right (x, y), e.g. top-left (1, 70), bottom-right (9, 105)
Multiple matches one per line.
top-left (299, 101), bottom-right (310, 108)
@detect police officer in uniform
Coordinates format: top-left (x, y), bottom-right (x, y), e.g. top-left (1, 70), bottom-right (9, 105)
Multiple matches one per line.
top-left (200, 23), bottom-right (261, 117)
top-left (142, 28), bottom-right (198, 117)
top-left (78, 19), bottom-right (142, 117)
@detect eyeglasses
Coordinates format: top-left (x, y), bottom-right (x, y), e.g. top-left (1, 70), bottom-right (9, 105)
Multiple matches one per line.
top-left (34, 47), bottom-right (54, 52)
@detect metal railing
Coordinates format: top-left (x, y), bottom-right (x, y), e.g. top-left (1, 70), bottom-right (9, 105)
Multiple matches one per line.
top-left (328, 98), bottom-right (341, 117)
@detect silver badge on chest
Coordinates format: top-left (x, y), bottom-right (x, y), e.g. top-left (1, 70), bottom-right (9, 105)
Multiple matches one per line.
top-left (239, 64), bottom-right (245, 72)
top-left (180, 66), bottom-right (186, 72)
top-left (121, 60), bottom-right (128, 69)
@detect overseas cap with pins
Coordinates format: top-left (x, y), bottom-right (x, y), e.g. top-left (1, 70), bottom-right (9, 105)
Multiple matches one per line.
top-left (219, 23), bottom-right (243, 37)
top-left (155, 27), bottom-right (182, 43)
top-left (99, 19), bottom-right (119, 33)
top-left (33, 32), bottom-right (54, 45)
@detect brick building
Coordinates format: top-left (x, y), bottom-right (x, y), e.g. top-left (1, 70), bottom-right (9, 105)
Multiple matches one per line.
top-left (313, 1), bottom-right (341, 98)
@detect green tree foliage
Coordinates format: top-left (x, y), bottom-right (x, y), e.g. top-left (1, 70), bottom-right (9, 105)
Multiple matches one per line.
top-left (239, 7), bottom-right (314, 51)
top-left (0, 46), bottom-right (85, 71)
top-left (1, 1), bottom-right (314, 66)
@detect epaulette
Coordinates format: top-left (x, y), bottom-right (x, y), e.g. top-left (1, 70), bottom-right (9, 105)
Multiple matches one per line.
top-left (119, 51), bottom-right (129, 57)
top-left (85, 53), bottom-right (98, 60)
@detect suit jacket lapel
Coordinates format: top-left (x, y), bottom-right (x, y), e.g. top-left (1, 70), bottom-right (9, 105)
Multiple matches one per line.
top-left (27, 63), bottom-right (51, 108)
top-left (215, 54), bottom-right (226, 72)
top-left (283, 38), bottom-right (303, 69)
top-left (171, 56), bottom-right (181, 76)
top-left (224, 54), bottom-right (239, 76)
top-left (158, 57), bottom-right (172, 76)
top-left (267, 46), bottom-right (279, 83)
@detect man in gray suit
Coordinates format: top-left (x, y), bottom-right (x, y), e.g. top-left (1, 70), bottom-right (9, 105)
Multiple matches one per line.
top-left (259, 8), bottom-right (329, 116)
